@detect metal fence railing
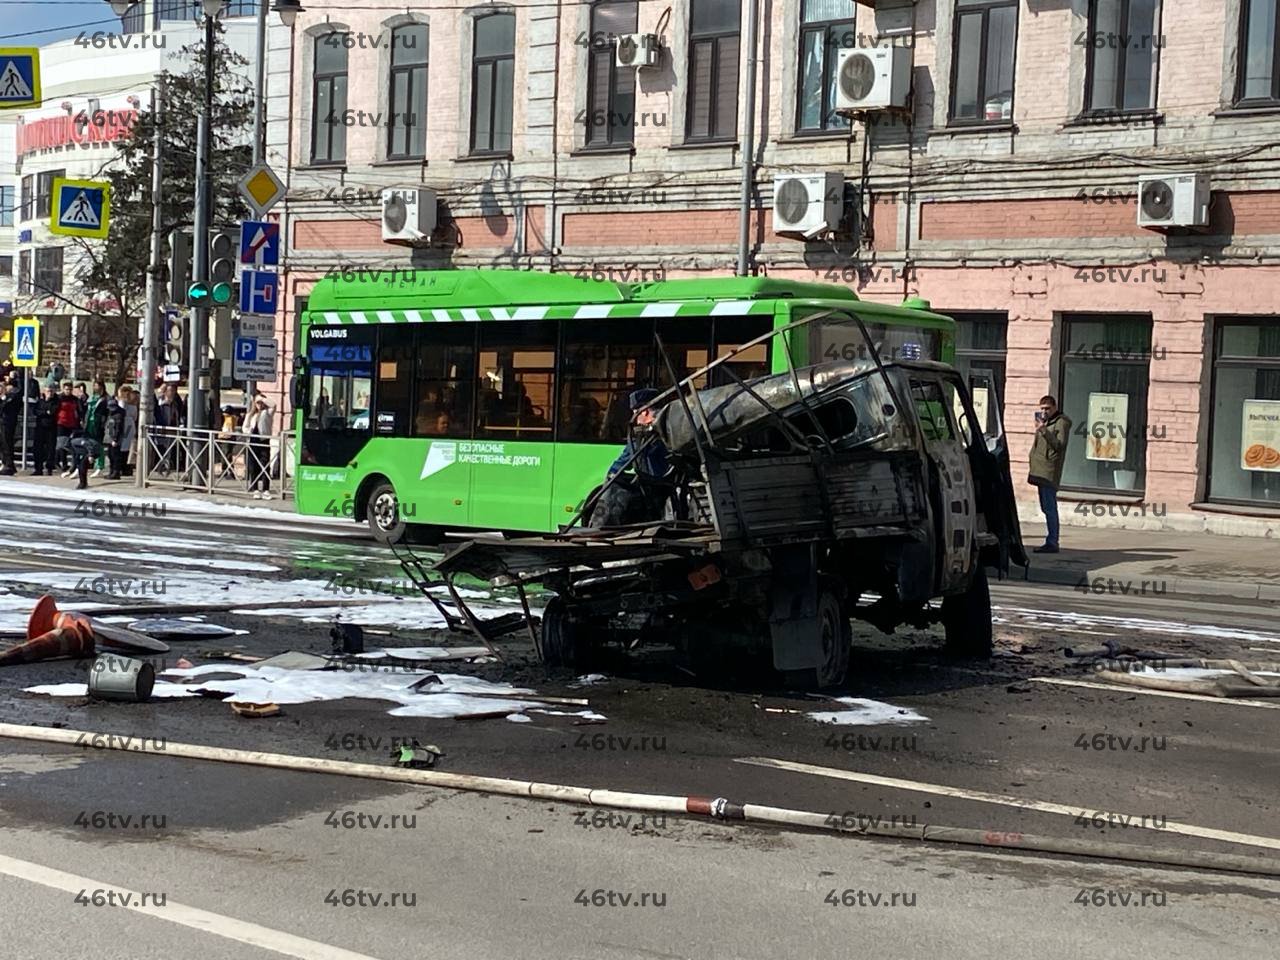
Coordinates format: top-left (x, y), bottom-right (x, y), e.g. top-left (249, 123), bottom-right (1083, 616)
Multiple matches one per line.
top-left (140, 425), bottom-right (295, 499)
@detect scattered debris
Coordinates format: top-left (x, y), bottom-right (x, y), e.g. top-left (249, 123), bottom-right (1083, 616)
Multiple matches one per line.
top-left (89, 620), bottom-right (170, 655)
top-left (0, 627), bottom-right (92, 666)
top-left (87, 654), bottom-right (156, 702)
top-left (126, 618), bottom-right (237, 640)
top-left (230, 702), bottom-right (282, 718)
top-left (330, 621), bottom-right (365, 655)
top-left (391, 741), bottom-right (443, 768)
top-left (805, 697), bottom-right (930, 726)
top-left (253, 651), bottom-right (333, 671)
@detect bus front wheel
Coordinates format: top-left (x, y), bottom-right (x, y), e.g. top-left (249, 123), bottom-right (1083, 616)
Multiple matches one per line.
top-left (366, 480), bottom-right (408, 545)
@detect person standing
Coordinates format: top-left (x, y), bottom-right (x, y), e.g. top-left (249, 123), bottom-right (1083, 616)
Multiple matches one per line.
top-left (102, 397), bottom-right (126, 480)
top-left (32, 384), bottom-right (59, 476)
top-left (154, 383), bottom-right (185, 474)
top-left (85, 380), bottom-right (109, 478)
top-left (119, 386), bottom-right (138, 477)
top-left (0, 376), bottom-right (20, 476)
top-left (244, 391), bottom-right (276, 499)
top-left (55, 382), bottom-right (81, 475)
top-left (1028, 394), bottom-right (1072, 554)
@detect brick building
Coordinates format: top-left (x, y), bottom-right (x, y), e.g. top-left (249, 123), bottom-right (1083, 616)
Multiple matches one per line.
top-left (269, 0), bottom-right (1280, 533)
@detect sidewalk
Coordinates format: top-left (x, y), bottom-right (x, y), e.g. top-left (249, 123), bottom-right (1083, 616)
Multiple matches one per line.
top-left (1016, 521), bottom-right (1280, 603)
top-left (3, 474), bottom-right (1277, 603)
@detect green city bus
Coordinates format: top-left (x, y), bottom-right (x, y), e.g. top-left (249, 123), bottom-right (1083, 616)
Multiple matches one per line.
top-left (292, 269), bottom-right (956, 541)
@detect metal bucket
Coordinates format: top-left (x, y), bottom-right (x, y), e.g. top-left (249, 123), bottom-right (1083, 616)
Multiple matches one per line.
top-left (87, 654), bottom-right (156, 702)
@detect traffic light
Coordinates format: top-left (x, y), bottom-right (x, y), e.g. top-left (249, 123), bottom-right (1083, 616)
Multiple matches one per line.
top-left (210, 230), bottom-right (237, 306)
top-left (165, 311), bottom-right (185, 366)
top-left (168, 230), bottom-right (192, 305)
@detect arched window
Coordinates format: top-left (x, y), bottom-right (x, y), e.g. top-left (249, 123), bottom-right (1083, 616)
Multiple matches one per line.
top-left (584, 1), bottom-right (638, 147)
top-left (471, 12), bottom-right (516, 154)
top-left (312, 34), bottom-right (349, 164)
top-left (388, 24), bottom-right (429, 159)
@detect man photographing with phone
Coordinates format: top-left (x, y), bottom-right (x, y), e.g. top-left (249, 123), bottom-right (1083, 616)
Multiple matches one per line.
top-left (1028, 395), bottom-right (1071, 554)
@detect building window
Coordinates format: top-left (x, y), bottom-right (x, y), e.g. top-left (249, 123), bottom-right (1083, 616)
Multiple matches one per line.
top-left (0, 255), bottom-right (12, 278)
top-left (20, 176), bottom-right (33, 222)
top-left (950, 311), bottom-right (1007, 439)
top-left (1207, 318), bottom-right (1280, 506)
top-left (311, 35), bottom-right (349, 164)
top-left (1058, 315), bottom-right (1153, 495)
top-left (34, 247), bottom-right (63, 297)
top-left (1238, 0), bottom-right (1280, 103)
top-left (1084, 0), bottom-right (1161, 114)
top-left (950, 0), bottom-right (1017, 123)
top-left (18, 251), bottom-right (30, 294)
top-left (584, 1), bottom-right (639, 147)
top-left (471, 12), bottom-right (516, 155)
top-left (796, 0), bottom-right (854, 133)
top-left (120, 1), bottom-right (144, 33)
top-left (387, 24), bottom-right (428, 160)
top-left (687, 0), bottom-right (740, 142)
top-left (0, 185), bottom-right (13, 227)
top-left (36, 169), bottom-right (65, 219)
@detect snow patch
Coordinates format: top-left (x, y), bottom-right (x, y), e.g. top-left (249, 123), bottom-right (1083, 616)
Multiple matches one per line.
top-left (807, 697), bottom-right (929, 726)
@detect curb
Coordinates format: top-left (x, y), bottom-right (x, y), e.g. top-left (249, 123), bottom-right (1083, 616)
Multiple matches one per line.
top-left (1013, 566), bottom-right (1280, 604)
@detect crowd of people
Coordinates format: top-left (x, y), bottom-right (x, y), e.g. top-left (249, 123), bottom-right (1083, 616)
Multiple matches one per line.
top-left (0, 359), bottom-right (277, 496)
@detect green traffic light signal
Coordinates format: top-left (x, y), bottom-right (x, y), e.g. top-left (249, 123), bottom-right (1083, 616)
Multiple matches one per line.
top-left (211, 282), bottom-right (233, 305)
top-left (187, 281), bottom-right (211, 306)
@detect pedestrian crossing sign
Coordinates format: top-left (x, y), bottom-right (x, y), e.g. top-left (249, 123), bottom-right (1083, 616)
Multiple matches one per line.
top-left (50, 178), bottom-right (111, 238)
top-left (12, 317), bottom-right (39, 368)
top-left (0, 48), bottom-right (39, 109)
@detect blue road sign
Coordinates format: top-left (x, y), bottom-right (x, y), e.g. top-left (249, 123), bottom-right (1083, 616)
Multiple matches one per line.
top-left (239, 270), bottom-right (278, 315)
top-left (235, 337), bottom-right (258, 362)
top-left (51, 178), bottom-right (110, 238)
top-left (239, 220), bottom-right (280, 267)
top-left (0, 49), bottom-right (39, 108)
top-left (14, 318), bottom-right (40, 367)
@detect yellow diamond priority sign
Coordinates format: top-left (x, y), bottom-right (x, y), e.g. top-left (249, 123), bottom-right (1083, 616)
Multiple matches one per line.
top-left (238, 162), bottom-right (286, 216)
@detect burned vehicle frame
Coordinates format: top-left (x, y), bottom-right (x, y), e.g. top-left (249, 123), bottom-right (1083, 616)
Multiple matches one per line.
top-left (407, 311), bottom-right (1028, 688)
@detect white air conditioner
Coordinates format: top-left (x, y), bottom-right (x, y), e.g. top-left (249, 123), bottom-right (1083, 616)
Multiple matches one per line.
top-left (1136, 173), bottom-right (1210, 229)
top-left (381, 187), bottom-right (437, 244)
top-left (835, 46), bottom-right (911, 112)
top-left (773, 172), bottom-right (844, 240)
top-left (615, 33), bottom-right (660, 69)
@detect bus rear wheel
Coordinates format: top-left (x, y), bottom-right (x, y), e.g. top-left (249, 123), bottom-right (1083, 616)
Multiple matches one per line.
top-left (366, 481), bottom-right (408, 545)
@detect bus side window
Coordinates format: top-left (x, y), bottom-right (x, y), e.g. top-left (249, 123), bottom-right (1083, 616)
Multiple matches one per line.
top-left (375, 327), bottom-right (414, 435)
top-left (558, 318), bottom-right (656, 443)
top-left (477, 321), bottom-right (557, 439)
top-left (711, 316), bottom-right (773, 385)
top-left (414, 324), bottom-right (477, 438)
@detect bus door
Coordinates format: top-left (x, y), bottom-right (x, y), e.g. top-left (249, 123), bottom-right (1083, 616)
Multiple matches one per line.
top-left (909, 375), bottom-right (976, 592)
top-left (469, 321), bottom-right (559, 532)
top-left (405, 324), bottom-right (476, 527)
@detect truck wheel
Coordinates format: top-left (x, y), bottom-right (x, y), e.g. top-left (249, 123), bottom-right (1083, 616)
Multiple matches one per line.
top-left (942, 564), bottom-right (993, 658)
top-left (815, 580), bottom-right (852, 688)
top-left (540, 597), bottom-right (584, 669)
top-left (366, 481), bottom-right (408, 545)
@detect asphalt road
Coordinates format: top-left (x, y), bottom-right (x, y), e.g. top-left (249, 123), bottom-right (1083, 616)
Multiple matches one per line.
top-left (1, 487), bottom-right (1279, 958)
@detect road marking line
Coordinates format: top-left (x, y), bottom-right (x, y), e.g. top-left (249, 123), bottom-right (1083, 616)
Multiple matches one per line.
top-left (736, 757), bottom-right (1280, 852)
top-left (0, 853), bottom-right (388, 960)
top-left (1030, 676), bottom-right (1280, 709)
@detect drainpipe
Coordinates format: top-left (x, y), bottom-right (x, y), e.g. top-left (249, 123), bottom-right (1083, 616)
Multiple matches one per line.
top-left (736, 0), bottom-right (759, 276)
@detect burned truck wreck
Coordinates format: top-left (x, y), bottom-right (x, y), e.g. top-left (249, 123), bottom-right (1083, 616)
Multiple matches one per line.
top-left (419, 314), bottom-right (1027, 688)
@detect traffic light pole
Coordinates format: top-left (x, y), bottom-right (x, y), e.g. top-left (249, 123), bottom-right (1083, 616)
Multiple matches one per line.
top-left (187, 11), bottom-right (216, 430)
top-left (137, 81), bottom-right (164, 487)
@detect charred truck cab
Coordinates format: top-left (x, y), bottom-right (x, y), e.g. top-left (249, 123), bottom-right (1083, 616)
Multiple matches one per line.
top-left (423, 311), bottom-right (1026, 689)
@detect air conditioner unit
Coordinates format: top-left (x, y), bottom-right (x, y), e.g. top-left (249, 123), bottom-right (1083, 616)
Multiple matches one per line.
top-left (1136, 173), bottom-right (1210, 229)
top-left (835, 46), bottom-right (911, 112)
top-left (381, 187), bottom-right (437, 245)
top-left (773, 172), bottom-right (844, 240)
top-left (615, 33), bottom-right (659, 69)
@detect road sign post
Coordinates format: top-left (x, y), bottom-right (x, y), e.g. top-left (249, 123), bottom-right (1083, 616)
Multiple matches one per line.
top-left (12, 317), bottom-right (39, 473)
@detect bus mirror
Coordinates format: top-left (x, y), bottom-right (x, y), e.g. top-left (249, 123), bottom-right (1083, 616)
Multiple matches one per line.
top-left (291, 375), bottom-right (311, 416)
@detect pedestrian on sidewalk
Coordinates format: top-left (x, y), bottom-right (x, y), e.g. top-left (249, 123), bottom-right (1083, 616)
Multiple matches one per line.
top-left (102, 397), bottom-right (125, 480)
top-left (244, 391), bottom-right (276, 500)
top-left (68, 428), bottom-right (101, 491)
top-left (154, 383), bottom-right (185, 475)
top-left (55, 382), bottom-right (80, 475)
top-left (84, 380), bottom-right (109, 478)
top-left (119, 386), bottom-right (138, 477)
top-left (0, 375), bottom-right (21, 476)
top-left (1028, 394), bottom-right (1072, 554)
top-left (32, 384), bottom-right (59, 476)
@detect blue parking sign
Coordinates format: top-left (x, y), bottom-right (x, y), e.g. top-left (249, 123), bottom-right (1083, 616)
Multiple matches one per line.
top-left (239, 270), bottom-right (278, 315)
top-left (235, 337), bottom-right (257, 362)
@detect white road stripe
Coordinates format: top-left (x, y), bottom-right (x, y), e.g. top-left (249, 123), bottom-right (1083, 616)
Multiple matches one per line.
top-left (737, 756), bottom-right (1280, 852)
top-left (1030, 676), bottom-right (1280, 710)
top-left (0, 852), bottom-right (388, 960)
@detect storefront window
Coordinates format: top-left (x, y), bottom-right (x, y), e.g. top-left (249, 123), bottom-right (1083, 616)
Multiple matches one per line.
top-left (1058, 315), bottom-right (1153, 494)
top-left (950, 311), bottom-right (1007, 440)
top-left (1207, 318), bottom-right (1280, 506)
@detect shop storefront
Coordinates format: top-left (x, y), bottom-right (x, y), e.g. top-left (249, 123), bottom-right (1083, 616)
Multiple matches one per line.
top-left (1206, 317), bottom-right (1280, 508)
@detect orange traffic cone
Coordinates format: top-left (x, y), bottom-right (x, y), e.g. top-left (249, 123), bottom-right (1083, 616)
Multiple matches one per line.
top-left (25, 595), bottom-right (94, 646)
top-left (0, 627), bottom-right (95, 666)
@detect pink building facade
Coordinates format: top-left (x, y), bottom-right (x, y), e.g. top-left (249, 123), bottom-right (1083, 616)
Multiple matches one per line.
top-left (266, 0), bottom-right (1280, 534)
